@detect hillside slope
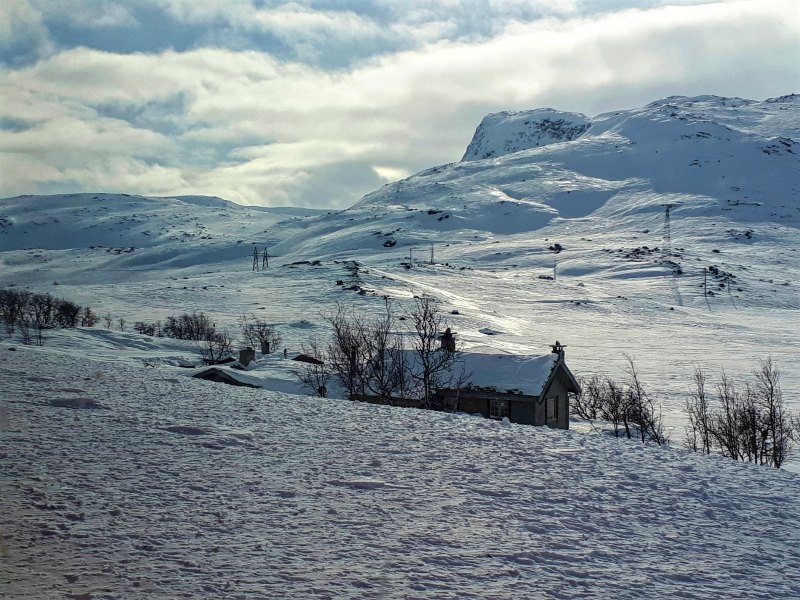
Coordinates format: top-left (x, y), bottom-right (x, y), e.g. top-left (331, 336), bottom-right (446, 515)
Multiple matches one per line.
top-left (2, 346), bottom-right (799, 599)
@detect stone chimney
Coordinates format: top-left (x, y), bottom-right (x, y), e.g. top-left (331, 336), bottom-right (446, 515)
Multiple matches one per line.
top-left (239, 347), bottom-right (256, 367)
top-left (440, 327), bottom-right (456, 352)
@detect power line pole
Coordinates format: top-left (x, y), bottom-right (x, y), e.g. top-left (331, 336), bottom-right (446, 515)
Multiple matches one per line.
top-left (252, 247), bottom-right (259, 271)
top-left (430, 242), bottom-right (434, 265)
top-left (662, 203), bottom-right (673, 260)
top-left (262, 246), bottom-right (269, 269)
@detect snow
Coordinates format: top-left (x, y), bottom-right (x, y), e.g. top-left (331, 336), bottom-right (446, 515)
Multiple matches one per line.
top-left (2, 346), bottom-right (799, 598)
top-left (1, 93), bottom-right (800, 595)
top-left (454, 349), bottom-right (559, 395)
top-left (462, 109), bottom-right (592, 160)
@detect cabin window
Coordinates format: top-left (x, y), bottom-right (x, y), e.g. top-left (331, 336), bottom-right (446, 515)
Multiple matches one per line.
top-left (546, 396), bottom-right (558, 421)
top-left (490, 399), bottom-right (509, 419)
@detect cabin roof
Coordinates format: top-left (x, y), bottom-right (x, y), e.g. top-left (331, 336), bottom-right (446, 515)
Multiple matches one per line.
top-left (192, 366), bottom-right (263, 388)
top-left (292, 353), bottom-right (324, 365)
top-left (457, 349), bottom-right (560, 396)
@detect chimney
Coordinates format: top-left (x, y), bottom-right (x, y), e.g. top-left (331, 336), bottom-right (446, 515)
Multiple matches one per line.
top-left (550, 341), bottom-right (565, 358)
top-left (239, 347), bottom-right (256, 367)
top-left (440, 327), bottom-right (456, 352)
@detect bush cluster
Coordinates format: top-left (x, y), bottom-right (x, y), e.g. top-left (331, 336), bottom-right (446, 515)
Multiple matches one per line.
top-left (571, 356), bottom-right (668, 445)
top-left (0, 287), bottom-right (98, 336)
top-left (133, 311), bottom-right (216, 341)
top-left (684, 360), bottom-right (799, 468)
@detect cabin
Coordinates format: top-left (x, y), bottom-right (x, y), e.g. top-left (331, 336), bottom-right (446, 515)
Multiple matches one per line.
top-left (436, 342), bottom-right (580, 429)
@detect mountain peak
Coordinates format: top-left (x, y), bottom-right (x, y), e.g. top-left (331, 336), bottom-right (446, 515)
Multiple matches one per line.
top-left (461, 108), bottom-right (591, 161)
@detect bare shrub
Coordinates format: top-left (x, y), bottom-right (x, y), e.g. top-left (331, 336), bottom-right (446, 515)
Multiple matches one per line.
top-left (686, 359), bottom-right (797, 468)
top-left (623, 355), bottom-right (668, 446)
top-left (295, 339), bottom-right (330, 397)
top-left (408, 295), bottom-right (463, 408)
top-left (198, 330), bottom-right (233, 364)
top-left (571, 374), bottom-right (603, 420)
top-left (570, 358), bottom-right (668, 446)
top-left (0, 288), bottom-right (29, 332)
top-left (240, 314), bottom-right (283, 353)
top-left (322, 297), bottom-right (463, 406)
top-left (684, 367), bottom-right (712, 454)
top-left (164, 312), bottom-right (216, 341)
top-left (18, 320), bottom-right (32, 345)
top-left (81, 306), bottom-right (99, 327)
top-left (325, 302), bottom-right (370, 399)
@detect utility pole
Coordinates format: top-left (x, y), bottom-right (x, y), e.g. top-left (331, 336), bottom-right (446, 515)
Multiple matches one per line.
top-left (409, 247), bottom-right (413, 266)
top-left (430, 242), bottom-right (434, 265)
top-left (262, 246), bottom-right (269, 269)
top-left (662, 203), bottom-right (673, 260)
top-left (553, 258), bottom-right (557, 281)
top-left (252, 247), bottom-right (259, 271)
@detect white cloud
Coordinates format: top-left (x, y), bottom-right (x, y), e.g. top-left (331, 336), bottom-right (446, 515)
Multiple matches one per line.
top-left (0, 0), bottom-right (53, 61)
top-left (373, 165), bottom-right (412, 182)
top-left (1, 0), bottom-right (798, 206)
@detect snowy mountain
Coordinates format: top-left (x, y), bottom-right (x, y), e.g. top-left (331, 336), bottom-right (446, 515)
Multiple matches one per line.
top-left (2, 93), bottom-right (800, 598)
top-left (462, 108), bottom-right (592, 160)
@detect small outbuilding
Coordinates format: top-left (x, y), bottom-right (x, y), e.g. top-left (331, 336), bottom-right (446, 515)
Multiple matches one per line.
top-left (291, 354), bottom-right (325, 366)
top-left (192, 367), bottom-right (262, 388)
top-left (436, 342), bottom-right (580, 429)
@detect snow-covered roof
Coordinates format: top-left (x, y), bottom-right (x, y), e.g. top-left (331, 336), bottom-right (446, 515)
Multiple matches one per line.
top-left (192, 366), bottom-right (264, 388)
top-left (447, 347), bottom-right (562, 396)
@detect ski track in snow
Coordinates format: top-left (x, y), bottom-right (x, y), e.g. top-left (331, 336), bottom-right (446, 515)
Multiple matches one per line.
top-left (2, 347), bottom-right (799, 599)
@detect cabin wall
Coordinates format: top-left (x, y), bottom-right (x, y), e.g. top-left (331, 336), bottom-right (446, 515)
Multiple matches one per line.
top-left (457, 396), bottom-right (489, 417)
top-left (543, 377), bottom-right (570, 429)
top-left (509, 401), bottom-right (535, 425)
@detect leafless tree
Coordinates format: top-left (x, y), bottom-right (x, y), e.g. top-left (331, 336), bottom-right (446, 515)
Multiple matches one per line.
top-left (684, 367), bottom-right (713, 453)
top-left (598, 376), bottom-right (627, 438)
top-left (164, 312), bottom-right (216, 341)
top-left (324, 303), bottom-right (369, 399)
top-left (18, 320), bottom-right (32, 345)
top-left (103, 312), bottom-right (114, 329)
top-left (408, 295), bottom-right (462, 408)
top-left (0, 288), bottom-right (29, 332)
top-left (752, 358), bottom-right (793, 468)
top-left (709, 370), bottom-right (742, 460)
top-left (571, 361), bottom-right (668, 446)
top-left (571, 374), bottom-right (604, 421)
top-left (239, 314), bottom-right (283, 353)
top-left (360, 300), bottom-right (409, 403)
top-left (295, 339), bottom-right (330, 397)
top-left (81, 306), bottom-right (99, 327)
top-left (28, 292), bottom-right (55, 326)
top-left (623, 355), bottom-right (668, 446)
top-left (55, 299), bottom-right (81, 327)
top-left (198, 330), bottom-right (233, 364)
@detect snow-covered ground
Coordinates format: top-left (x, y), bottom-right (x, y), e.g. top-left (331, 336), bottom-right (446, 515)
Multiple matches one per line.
top-left (1, 94), bottom-right (799, 596)
top-left (2, 345), bottom-right (799, 599)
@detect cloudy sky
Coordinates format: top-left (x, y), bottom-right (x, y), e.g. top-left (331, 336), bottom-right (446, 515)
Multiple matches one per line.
top-left (1, 0), bottom-right (798, 208)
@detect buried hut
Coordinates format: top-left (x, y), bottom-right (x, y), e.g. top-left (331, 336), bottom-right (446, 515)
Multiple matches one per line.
top-left (436, 342), bottom-right (580, 429)
top-left (192, 366), bottom-right (262, 388)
